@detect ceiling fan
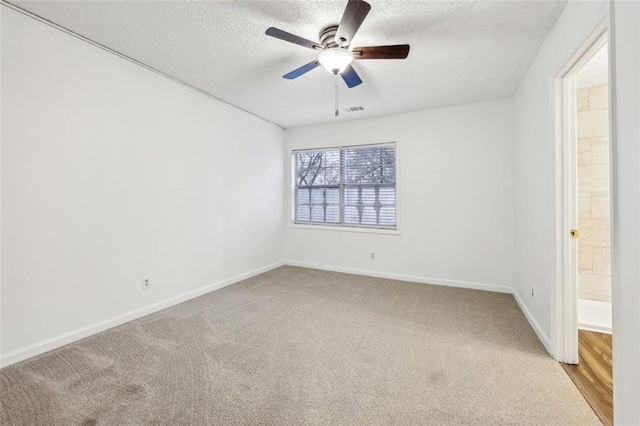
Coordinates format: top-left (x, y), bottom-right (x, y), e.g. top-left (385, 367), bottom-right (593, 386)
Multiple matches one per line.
top-left (265, 0), bottom-right (410, 89)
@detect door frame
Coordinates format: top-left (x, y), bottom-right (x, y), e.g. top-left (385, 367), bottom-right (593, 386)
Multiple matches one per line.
top-left (553, 22), bottom-right (609, 364)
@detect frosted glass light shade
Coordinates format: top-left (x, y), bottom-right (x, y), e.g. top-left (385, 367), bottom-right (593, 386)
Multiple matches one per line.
top-left (318, 48), bottom-right (353, 74)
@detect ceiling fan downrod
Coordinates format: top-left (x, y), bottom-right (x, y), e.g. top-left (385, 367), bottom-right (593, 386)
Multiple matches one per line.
top-left (335, 73), bottom-right (339, 117)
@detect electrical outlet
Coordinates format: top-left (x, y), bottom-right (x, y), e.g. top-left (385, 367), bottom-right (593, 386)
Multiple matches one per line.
top-left (142, 277), bottom-right (151, 290)
top-left (370, 252), bottom-right (375, 261)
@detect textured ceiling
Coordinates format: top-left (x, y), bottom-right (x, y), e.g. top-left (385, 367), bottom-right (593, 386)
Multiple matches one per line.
top-left (11, 0), bottom-right (567, 128)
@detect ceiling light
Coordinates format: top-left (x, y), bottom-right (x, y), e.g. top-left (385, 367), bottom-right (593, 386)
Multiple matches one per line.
top-left (318, 48), bottom-right (353, 74)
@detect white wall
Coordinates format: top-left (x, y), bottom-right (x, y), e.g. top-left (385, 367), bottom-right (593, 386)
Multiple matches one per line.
top-left (512, 0), bottom-right (608, 348)
top-left (284, 99), bottom-right (514, 293)
top-left (610, 1), bottom-right (639, 423)
top-left (1, 8), bottom-right (284, 365)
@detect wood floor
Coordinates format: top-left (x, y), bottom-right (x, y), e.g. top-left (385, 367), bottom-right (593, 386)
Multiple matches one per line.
top-left (562, 330), bottom-right (613, 426)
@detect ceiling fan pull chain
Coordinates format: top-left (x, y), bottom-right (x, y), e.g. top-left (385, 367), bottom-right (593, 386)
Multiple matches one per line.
top-left (335, 73), bottom-right (339, 117)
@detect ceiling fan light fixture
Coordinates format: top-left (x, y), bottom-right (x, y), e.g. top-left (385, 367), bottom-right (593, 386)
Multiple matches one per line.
top-left (318, 48), bottom-right (353, 74)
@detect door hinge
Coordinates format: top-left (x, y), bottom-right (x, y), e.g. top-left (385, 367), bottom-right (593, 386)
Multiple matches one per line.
top-left (570, 229), bottom-right (579, 238)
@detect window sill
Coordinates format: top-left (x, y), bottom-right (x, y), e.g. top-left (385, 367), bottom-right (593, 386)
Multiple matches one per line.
top-left (288, 223), bottom-right (401, 235)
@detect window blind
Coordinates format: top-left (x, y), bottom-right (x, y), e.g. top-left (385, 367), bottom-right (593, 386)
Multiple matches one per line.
top-left (293, 143), bottom-right (396, 229)
top-left (294, 148), bottom-right (341, 224)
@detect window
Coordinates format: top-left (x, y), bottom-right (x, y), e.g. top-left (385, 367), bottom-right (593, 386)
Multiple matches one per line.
top-left (293, 143), bottom-right (396, 229)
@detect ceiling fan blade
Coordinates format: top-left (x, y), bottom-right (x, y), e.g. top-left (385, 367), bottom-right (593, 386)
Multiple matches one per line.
top-left (266, 27), bottom-right (323, 50)
top-left (335, 0), bottom-right (371, 47)
top-left (352, 45), bottom-right (410, 60)
top-left (283, 61), bottom-right (321, 79)
top-left (341, 64), bottom-right (363, 88)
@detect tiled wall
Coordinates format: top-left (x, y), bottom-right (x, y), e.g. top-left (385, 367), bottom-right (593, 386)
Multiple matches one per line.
top-left (577, 84), bottom-right (611, 302)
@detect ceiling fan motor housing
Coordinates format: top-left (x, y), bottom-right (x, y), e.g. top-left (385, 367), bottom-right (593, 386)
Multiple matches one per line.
top-left (320, 25), bottom-right (341, 49)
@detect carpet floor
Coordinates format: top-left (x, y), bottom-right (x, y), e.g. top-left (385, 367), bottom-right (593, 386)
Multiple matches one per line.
top-left (1, 266), bottom-right (600, 425)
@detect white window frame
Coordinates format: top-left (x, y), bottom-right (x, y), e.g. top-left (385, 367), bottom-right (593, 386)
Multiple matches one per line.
top-left (289, 141), bottom-right (400, 235)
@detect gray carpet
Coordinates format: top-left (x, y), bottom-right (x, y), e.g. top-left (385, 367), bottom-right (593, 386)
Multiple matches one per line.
top-left (1, 266), bottom-right (599, 425)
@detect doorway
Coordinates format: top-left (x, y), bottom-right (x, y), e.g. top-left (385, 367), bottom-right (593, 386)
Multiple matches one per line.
top-left (575, 44), bottom-right (612, 335)
top-left (555, 25), bottom-right (613, 426)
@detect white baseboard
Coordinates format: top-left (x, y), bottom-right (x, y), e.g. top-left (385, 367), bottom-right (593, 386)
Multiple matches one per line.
top-left (283, 260), bottom-right (513, 293)
top-left (578, 298), bottom-right (612, 334)
top-left (512, 290), bottom-right (552, 355)
top-left (0, 261), bottom-right (284, 368)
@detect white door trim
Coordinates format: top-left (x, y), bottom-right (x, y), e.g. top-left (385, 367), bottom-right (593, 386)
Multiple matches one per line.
top-left (553, 22), bottom-right (608, 364)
